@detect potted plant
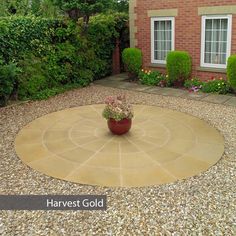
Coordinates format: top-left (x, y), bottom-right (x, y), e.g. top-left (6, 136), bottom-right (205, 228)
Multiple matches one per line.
top-left (102, 95), bottom-right (134, 135)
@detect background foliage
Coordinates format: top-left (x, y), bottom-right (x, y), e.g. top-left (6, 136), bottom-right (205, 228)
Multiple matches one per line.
top-left (0, 0), bottom-right (128, 18)
top-left (0, 11), bottom-right (128, 105)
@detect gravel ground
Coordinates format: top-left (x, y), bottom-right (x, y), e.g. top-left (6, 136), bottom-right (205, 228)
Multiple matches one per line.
top-left (0, 84), bottom-right (235, 235)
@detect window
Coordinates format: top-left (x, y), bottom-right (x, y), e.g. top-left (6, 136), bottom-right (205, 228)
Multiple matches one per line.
top-left (151, 17), bottom-right (175, 64)
top-left (201, 15), bottom-right (232, 69)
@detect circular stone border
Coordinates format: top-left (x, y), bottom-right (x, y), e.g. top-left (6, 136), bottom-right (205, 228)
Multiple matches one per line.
top-left (15, 104), bottom-right (224, 187)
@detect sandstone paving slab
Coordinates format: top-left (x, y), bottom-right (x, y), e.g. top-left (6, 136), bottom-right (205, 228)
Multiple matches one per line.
top-left (130, 85), bottom-right (151, 92)
top-left (94, 80), bottom-right (121, 87)
top-left (15, 104), bottom-right (224, 187)
top-left (181, 91), bottom-right (209, 100)
top-left (223, 96), bottom-right (236, 107)
top-left (145, 87), bottom-right (162, 94)
top-left (147, 87), bottom-right (188, 97)
top-left (201, 94), bottom-right (231, 104)
top-left (116, 82), bottom-right (140, 90)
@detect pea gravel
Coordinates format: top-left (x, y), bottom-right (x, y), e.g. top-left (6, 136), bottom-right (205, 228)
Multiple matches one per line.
top-left (0, 85), bottom-right (235, 235)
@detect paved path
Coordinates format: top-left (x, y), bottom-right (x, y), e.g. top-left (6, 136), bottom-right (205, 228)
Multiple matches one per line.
top-left (94, 73), bottom-right (236, 107)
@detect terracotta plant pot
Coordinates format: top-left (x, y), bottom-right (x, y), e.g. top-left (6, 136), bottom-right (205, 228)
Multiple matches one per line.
top-left (107, 118), bottom-right (132, 135)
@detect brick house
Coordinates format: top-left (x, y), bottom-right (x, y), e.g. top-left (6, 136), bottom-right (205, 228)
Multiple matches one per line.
top-left (129, 0), bottom-right (236, 80)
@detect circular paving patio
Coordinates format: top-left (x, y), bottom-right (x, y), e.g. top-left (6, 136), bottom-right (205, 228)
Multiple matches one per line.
top-left (15, 104), bottom-right (224, 187)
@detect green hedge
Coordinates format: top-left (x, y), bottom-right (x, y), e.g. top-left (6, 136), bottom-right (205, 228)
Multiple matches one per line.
top-left (0, 16), bottom-right (60, 63)
top-left (227, 55), bottom-right (236, 92)
top-left (0, 13), bottom-right (128, 106)
top-left (0, 62), bottom-right (20, 106)
top-left (122, 48), bottom-right (142, 78)
top-left (88, 13), bottom-right (128, 79)
top-left (166, 51), bottom-right (192, 85)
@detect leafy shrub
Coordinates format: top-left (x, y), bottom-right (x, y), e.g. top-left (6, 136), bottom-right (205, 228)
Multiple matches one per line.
top-left (71, 69), bottom-right (94, 86)
top-left (0, 16), bottom-right (60, 63)
top-left (227, 55), bottom-right (236, 92)
top-left (166, 51), bottom-right (192, 85)
top-left (31, 84), bottom-right (82, 100)
top-left (122, 48), bottom-right (142, 78)
top-left (44, 43), bottom-right (76, 86)
top-left (184, 78), bottom-right (203, 89)
top-left (17, 55), bottom-right (48, 99)
top-left (201, 79), bottom-right (230, 94)
top-left (0, 62), bottom-right (20, 106)
top-left (139, 69), bottom-right (165, 86)
top-left (0, 13), bottom-right (129, 105)
top-left (88, 13), bottom-right (129, 78)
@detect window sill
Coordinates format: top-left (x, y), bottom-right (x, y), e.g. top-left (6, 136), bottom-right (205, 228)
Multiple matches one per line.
top-left (196, 67), bottom-right (226, 73)
top-left (149, 63), bottom-right (166, 68)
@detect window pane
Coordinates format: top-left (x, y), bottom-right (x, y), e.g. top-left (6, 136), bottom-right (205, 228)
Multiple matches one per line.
top-left (159, 21), bottom-right (165, 30)
top-left (205, 53), bottom-right (211, 63)
top-left (166, 41), bottom-right (172, 51)
top-left (212, 53), bottom-right (220, 64)
top-left (161, 51), bottom-right (165, 60)
top-left (219, 42), bottom-right (227, 54)
top-left (154, 41), bottom-right (157, 50)
top-left (212, 41), bottom-right (220, 53)
top-left (157, 30), bottom-right (165, 41)
top-left (220, 53), bottom-right (226, 64)
top-left (205, 42), bottom-right (211, 53)
top-left (166, 21), bottom-right (171, 30)
top-left (157, 40), bottom-right (162, 49)
top-left (212, 30), bottom-right (220, 42)
top-left (163, 51), bottom-right (168, 60)
top-left (166, 30), bottom-right (172, 40)
top-left (221, 19), bottom-right (228, 30)
top-left (158, 51), bottom-right (163, 60)
top-left (213, 19), bottom-right (221, 29)
top-left (154, 21), bottom-right (158, 31)
top-left (205, 19), bottom-right (212, 29)
top-left (154, 51), bottom-right (158, 60)
top-left (154, 31), bottom-right (158, 41)
top-left (205, 31), bottom-right (212, 41)
top-left (160, 41), bottom-right (166, 50)
top-left (220, 30), bottom-right (227, 41)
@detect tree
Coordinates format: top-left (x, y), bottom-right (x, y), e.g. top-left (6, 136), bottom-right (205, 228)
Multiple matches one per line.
top-left (112, 0), bottom-right (128, 13)
top-left (0, 0), bottom-right (30, 16)
top-left (31, 0), bottom-right (41, 15)
top-left (40, 0), bottom-right (61, 18)
top-left (52, 0), bottom-right (113, 25)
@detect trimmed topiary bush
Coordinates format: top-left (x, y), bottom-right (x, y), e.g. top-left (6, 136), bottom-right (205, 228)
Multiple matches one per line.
top-left (166, 51), bottom-right (192, 86)
top-left (227, 55), bottom-right (236, 92)
top-left (122, 48), bottom-right (142, 79)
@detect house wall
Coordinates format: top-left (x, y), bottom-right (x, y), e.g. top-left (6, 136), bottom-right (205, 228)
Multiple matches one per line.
top-left (130, 0), bottom-right (236, 80)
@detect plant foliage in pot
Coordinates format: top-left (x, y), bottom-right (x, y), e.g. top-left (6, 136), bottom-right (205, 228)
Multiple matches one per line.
top-left (102, 95), bottom-right (134, 135)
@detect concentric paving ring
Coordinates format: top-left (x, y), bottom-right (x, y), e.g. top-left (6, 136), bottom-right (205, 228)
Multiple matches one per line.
top-left (15, 104), bottom-right (224, 187)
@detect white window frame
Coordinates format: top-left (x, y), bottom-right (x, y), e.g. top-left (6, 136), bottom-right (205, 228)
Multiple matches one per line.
top-left (151, 17), bottom-right (175, 64)
top-left (200, 15), bottom-right (232, 69)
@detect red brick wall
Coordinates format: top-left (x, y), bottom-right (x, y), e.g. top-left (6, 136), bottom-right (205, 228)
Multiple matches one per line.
top-left (135, 0), bottom-right (236, 80)
top-left (112, 39), bottom-right (121, 75)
